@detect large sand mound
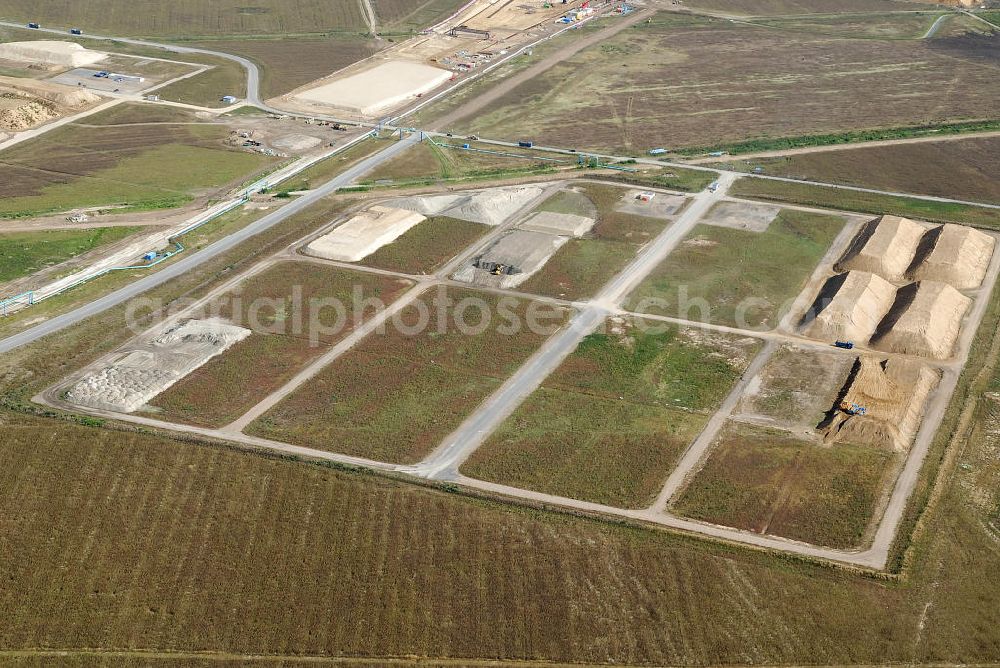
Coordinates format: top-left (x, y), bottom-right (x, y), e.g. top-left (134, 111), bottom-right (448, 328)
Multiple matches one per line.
top-left (390, 185), bottom-right (543, 226)
top-left (0, 95), bottom-right (56, 130)
top-left (870, 281), bottom-right (971, 359)
top-left (800, 271), bottom-right (896, 343)
top-left (822, 355), bottom-right (939, 452)
top-left (305, 206), bottom-right (426, 262)
top-left (519, 211), bottom-right (595, 237)
top-left (0, 75), bottom-right (101, 107)
top-left (67, 319), bottom-right (251, 413)
top-left (0, 41), bottom-right (106, 68)
top-left (907, 223), bottom-right (995, 290)
top-left (836, 215), bottom-right (926, 281)
top-left (295, 60), bottom-right (451, 115)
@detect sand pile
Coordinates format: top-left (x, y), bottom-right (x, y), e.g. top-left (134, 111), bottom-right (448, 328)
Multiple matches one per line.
top-left (391, 185), bottom-right (543, 226)
top-left (907, 224), bottom-right (995, 290)
top-left (836, 215), bottom-right (926, 281)
top-left (306, 206), bottom-right (426, 262)
top-left (519, 211), bottom-right (595, 236)
top-left (870, 281), bottom-right (971, 359)
top-left (453, 229), bottom-right (567, 289)
top-left (821, 355), bottom-right (939, 451)
top-left (800, 271), bottom-right (896, 343)
top-left (295, 60), bottom-right (451, 115)
top-left (0, 76), bottom-right (101, 107)
top-left (271, 134), bottom-right (322, 151)
top-left (67, 319), bottom-right (251, 413)
top-left (0, 94), bottom-right (56, 130)
top-left (0, 41), bottom-right (107, 67)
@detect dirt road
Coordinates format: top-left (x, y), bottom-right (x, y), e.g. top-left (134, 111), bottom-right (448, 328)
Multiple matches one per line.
top-left (428, 8), bottom-right (656, 132)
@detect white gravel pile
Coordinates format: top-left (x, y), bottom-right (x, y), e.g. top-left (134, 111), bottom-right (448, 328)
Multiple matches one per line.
top-left (67, 319), bottom-right (251, 413)
top-left (390, 185), bottom-right (543, 226)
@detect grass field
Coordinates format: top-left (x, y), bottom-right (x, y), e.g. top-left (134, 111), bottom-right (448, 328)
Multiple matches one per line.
top-left (5, 140), bottom-right (1000, 662)
top-left (247, 288), bottom-right (572, 463)
top-left (593, 167), bottom-right (719, 193)
top-left (360, 140), bottom-right (560, 186)
top-left (360, 216), bottom-right (487, 275)
top-left (675, 0), bottom-right (928, 14)
top-left (0, 118), bottom-right (276, 218)
top-left (746, 11), bottom-right (946, 39)
top-left (0, 226), bottom-right (139, 284)
top-left (448, 13), bottom-right (999, 153)
top-left (731, 178), bottom-right (1000, 228)
top-left (673, 422), bottom-right (897, 549)
top-left (462, 321), bottom-right (762, 507)
top-left (274, 136), bottom-right (387, 193)
top-left (627, 208), bottom-right (844, 330)
top-left (153, 56), bottom-right (248, 108)
top-left (144, 263), bottom-right (413, 428)
top-left (190, 37), bottom-right (381, 99)
top-left (724, 136), bottom-right (1000, 205)
top-left (518, 183), bottom-right (673, 300)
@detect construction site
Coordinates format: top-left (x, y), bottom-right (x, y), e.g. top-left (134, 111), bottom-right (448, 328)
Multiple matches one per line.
top-left (276, 0), bottom-right (612, 118)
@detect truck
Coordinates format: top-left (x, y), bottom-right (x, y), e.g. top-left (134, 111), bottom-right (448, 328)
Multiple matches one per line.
top-left (518, 140), bottom-right (533, 148)
top-left (834, 340), bottom-right (854, 350)
top-left (27, 22), bottom-right (40, 29)
top-left (70, 28), bottom-right (83, 35)
top-left (707, 150), bottom-right (727, 157)
top-left (648, 148), bottom-right (667, 155)
top-left (707, 181), bottom-right (720, 193)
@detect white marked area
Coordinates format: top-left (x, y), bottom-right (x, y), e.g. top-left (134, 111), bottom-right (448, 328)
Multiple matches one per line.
top-left (0, 40), bottom-right (107, 67)
top-left (296, 60), bottom-right (452, 115)
top-left (67, 319), bottom-right (250, 413)
top-left (305, 206), bottom-right (426, 262)
top-left (390, 185), bottom-right (543, 226)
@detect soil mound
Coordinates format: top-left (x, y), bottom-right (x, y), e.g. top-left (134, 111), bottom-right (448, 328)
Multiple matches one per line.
top-left (907, 223), bottom-right (995, 290)
top-left (390, 185), bottom-right (543, 226)
top-left (836, 215), bottom-right (925, 281)
top-left (305, 206), bottom-right (425, 262)
top-left (0, 41), bottom-right (106, 67)
top-left (870, 281), bottom-right (971, 359)
top-left (800, 271), bottom-right (896, 343)
top-left (821, 355), bottom-right (939, 451)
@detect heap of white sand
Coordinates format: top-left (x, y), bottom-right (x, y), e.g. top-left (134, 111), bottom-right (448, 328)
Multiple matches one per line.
top-left (0, 40), bottom-right (107, 67)
top-left (836, 215), bottom-right (926, 281)
top-left (823, 355), bottom-right (939, 452)
top-left (67, 319), bottom-right (251, 413)
top-left (908, 223), bottom-right (995, 290)
top-left (870, 281), bottom-right (971, 359)
top-left (519, 210), bottom-right (595, 237)
top-left (390, 185), bottom-right (543, 226)
top-left (305, 206), bottom-right (426, 262)
top-left (801, 271), bottom-right (896, 343)
top-left (453, 229), bottom-right (567, 289)
top-left (296, 60), bottom-right (451, 115)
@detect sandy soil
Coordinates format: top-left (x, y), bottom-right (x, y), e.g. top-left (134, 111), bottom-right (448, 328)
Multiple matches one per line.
top-left (0, 41), bottom-right (106, 68)
top-left (295, 60), bottom-right (452, 115)
top-left (304, 206), bottom-right (425, 262)
top-left (67, 319), bottom-right (250, 413)
top-left (389, 185), bottom-right (544, 226)
top-left (701, 200), bottom-right (781, 232)
top-left (519, 210), bottom-right (594, 236)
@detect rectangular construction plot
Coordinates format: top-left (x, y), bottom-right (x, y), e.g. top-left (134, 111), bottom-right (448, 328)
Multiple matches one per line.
top-left (461, 318), bottom-right (763, 508)
top-left (627, 209), bottom-right (844, 330)
top-left (516, 184), bottom-right (676, 300)
top-left (673, 422), bottom-right (897, 550)
top-left (141, 263), bottom-right (414, 428)
top-left (246, 287), bottom-right (573, 464)
top-left (360, 216), bottom-right (489, 275)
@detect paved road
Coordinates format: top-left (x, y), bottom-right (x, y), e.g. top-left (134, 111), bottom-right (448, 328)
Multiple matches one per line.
top-left (413, 173), bottom-right (738, 478)
top-left (0, 134), bottom-right (417, 354)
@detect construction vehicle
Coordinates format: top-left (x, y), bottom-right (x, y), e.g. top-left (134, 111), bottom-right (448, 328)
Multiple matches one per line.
top-left (834, 340), bottom-right (854, 350)
top-left (840, 401), bottom-right (867, 416)
top-left (331, 123), bottom-right (349, 131)
top-left (474, 258), bottom-right (518, 276)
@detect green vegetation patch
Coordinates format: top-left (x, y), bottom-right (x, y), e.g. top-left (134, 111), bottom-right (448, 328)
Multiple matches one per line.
top-left (674, 423), bottom-right (896, 549)
top-left (462, 321), bottom-right (762, 507)
top-left (146, 263), bottom-right (413, 428)
top-left (679, 119), bottom-right (1000, 157)
top-left (627, 208), bottom-right (843, 329)
top-left (731, 178), bottom-right (1000, 228)
top-left (0, 226), bottom-right (140, 283)
top-left (361, 216), bottom-right (488, 275)
top-left (247, 288), bottom-right (572, 464)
